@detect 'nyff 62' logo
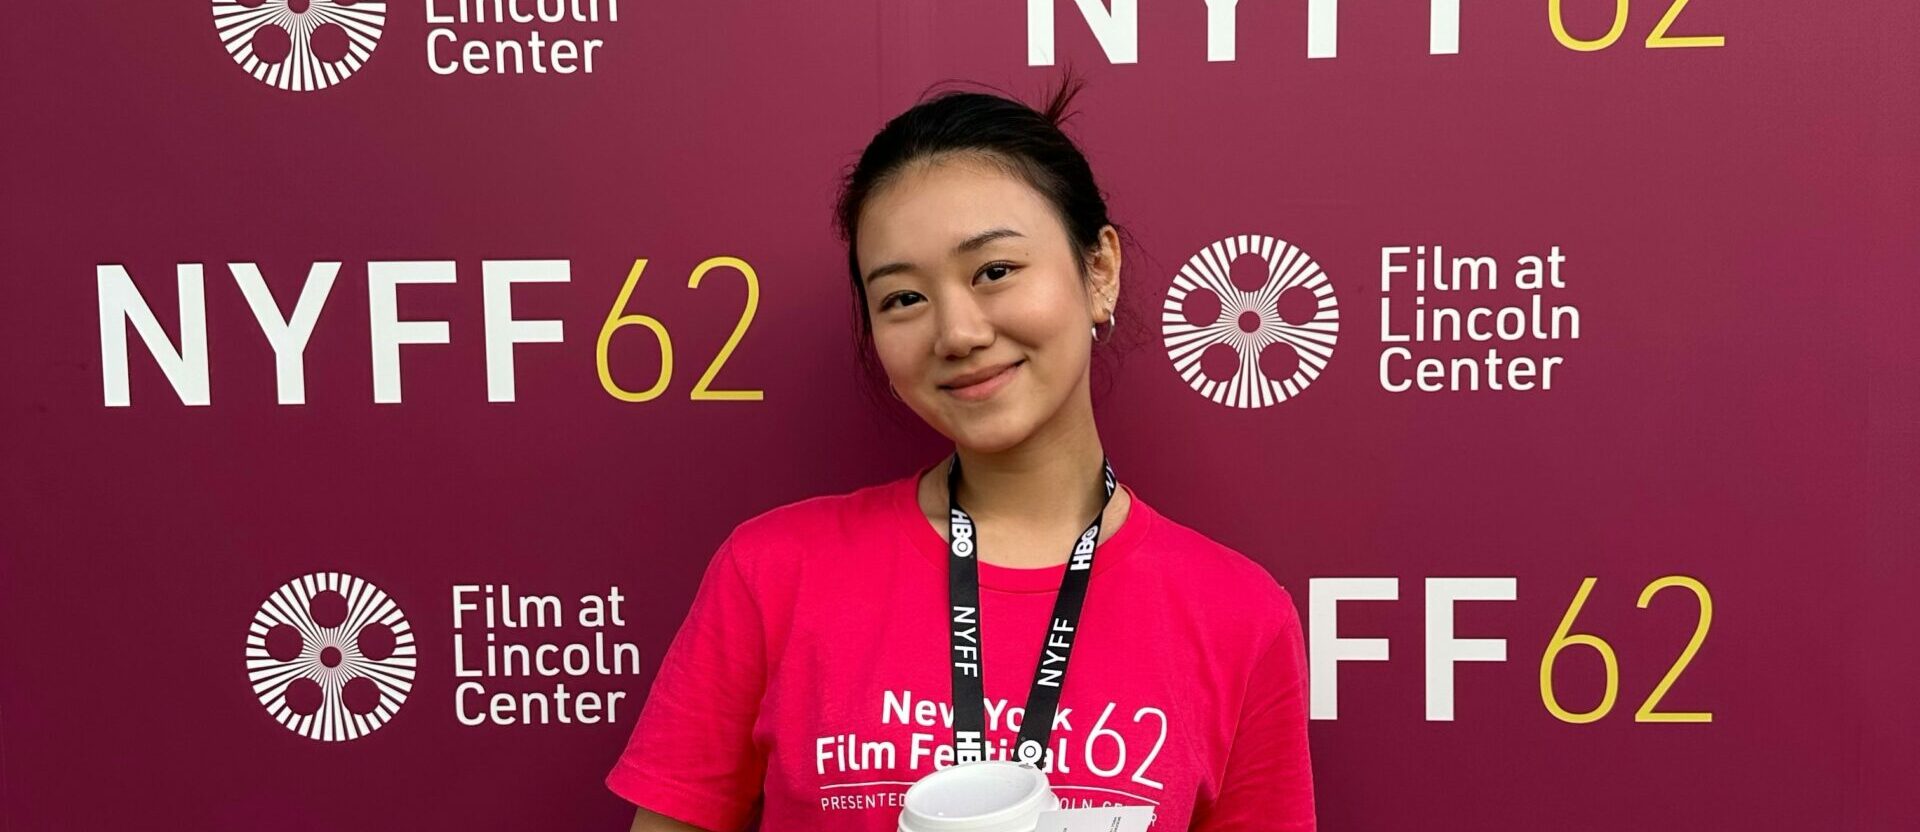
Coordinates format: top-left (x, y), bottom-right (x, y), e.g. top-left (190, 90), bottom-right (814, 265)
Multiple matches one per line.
top-left (246, 572), bottom-right (416, 741)
top-left (213, 0), bottom-right (386, 92)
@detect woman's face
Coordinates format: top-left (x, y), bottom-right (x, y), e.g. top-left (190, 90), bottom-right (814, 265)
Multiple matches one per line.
top-left (856, 153), bottom-right (1120, 453)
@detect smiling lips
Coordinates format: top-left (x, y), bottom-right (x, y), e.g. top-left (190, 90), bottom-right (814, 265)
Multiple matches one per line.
top-left (941, 360), bottom-right (1025, 402)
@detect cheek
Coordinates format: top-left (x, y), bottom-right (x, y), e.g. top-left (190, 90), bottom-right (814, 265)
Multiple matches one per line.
top-left (871, 328), bottom-right (927, 384)
top-left (1004, 278), bottom-right (1090, 349)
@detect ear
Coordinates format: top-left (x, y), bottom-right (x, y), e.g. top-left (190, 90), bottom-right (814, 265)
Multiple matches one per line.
top-left (1087, 224), bottom-right (1123, 324)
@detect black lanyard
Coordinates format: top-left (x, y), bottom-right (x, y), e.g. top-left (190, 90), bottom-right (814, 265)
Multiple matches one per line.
top-left (946, 452), bottom-right (1117, 768)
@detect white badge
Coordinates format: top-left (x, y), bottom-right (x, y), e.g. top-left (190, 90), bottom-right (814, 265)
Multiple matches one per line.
top-left (1033, 805), bottom-right (1156, 832)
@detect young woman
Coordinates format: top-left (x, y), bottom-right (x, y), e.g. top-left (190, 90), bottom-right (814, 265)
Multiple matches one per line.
top-left (608, 78), bottom-right (1316, 831)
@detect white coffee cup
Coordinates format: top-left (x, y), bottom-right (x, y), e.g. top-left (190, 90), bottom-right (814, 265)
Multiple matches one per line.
top-left (897, 760), bottom-right (1061, 832)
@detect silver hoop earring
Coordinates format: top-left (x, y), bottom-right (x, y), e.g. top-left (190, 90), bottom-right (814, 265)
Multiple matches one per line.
top-left (1092, 309), bottom-right (1117, 343)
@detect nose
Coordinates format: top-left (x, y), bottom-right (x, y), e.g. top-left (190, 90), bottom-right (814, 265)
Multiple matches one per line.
top-left (933, 290), bottom-right (994, 359)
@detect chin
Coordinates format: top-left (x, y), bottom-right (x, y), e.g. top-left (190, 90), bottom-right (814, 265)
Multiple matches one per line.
top-left (940, 413), bottom-right (1035, 455)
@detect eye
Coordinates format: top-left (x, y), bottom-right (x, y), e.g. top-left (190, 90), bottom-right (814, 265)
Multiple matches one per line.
top-left (879, 291), bottom-right (924, 311)
top-left (976, 262), bottom-right (1017, 283)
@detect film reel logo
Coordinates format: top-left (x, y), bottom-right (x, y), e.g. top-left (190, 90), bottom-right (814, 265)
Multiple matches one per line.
top-left (1162, 235), bottom-right (1339, 408)
top-left (212, 1), bottom-right (387, 92)
top-left (246, 572), bottom-right (416, 741)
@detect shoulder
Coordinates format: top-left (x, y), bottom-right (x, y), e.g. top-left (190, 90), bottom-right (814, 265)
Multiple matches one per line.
top-left (728, 474), bottom-right (900, 545)
top-left (714, 471), bottom-right (910, 580)
top-left (1134, 500), bottom-right (1301, 637)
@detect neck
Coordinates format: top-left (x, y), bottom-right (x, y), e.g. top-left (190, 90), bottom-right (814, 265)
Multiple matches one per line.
top-left (945, 394), bottom-right (1109, 530)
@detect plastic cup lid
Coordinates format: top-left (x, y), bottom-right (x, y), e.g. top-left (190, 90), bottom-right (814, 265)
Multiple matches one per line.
top-left (898, 760), bottom-right (1058, 832)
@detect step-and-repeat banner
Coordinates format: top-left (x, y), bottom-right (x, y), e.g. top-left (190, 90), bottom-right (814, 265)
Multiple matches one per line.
top-left (4, 2), bottom-right (1914, 829)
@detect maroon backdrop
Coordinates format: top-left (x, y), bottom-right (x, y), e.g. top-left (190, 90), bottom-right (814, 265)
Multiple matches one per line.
top-left (4, 1), bottom-right (1915, 830)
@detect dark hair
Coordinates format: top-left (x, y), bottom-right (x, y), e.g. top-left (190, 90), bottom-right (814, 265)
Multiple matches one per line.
top-left (833, 73), bottom-right (1143, 413)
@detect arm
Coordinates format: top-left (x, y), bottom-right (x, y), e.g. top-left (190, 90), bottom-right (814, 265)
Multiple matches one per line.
top-left (1193, 589), bottom-right (1317, 831)
top-left (628, 806), bottom-right (711, 832)
top-left (605, 534), bottom-right (770, 831)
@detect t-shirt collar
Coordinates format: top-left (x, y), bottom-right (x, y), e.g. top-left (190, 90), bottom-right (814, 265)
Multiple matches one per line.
top-left (891, 458), bottom-right (1154, 594)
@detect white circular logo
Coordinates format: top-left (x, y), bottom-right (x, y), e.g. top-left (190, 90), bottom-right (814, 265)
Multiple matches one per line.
top-left (1162, 234), bottom-right (1339, 408)
top-left (213, 1), bottom-right (387, 92)
top-left (246, 572), bottom-right (415, 741)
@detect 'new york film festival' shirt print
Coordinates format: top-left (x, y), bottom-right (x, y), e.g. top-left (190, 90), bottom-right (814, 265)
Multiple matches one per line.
top-left (606, 466), bottom-right (1316, 830)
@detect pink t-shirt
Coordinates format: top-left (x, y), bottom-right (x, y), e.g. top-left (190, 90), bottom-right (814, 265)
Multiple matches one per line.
top-left (606, 463), bottom-right (1315, 830)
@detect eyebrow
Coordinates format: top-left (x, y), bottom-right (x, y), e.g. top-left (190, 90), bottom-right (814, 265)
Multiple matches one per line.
top-left (864, 227), bottom-right (1026, 285)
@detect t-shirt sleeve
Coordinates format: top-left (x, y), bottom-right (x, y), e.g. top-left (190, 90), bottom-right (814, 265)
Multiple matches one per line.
top-left (1195, 587), bottom-right (1317, 831)
top-left (605, 532), bottom-right (767, 831)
